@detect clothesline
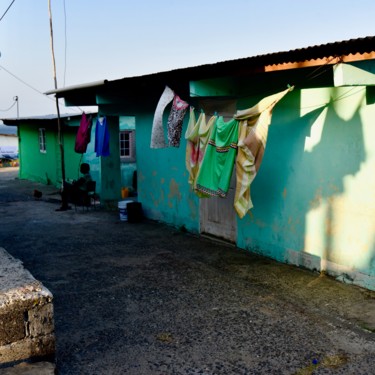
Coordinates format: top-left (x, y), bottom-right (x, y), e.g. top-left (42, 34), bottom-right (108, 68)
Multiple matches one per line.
top-left (188, 83), bottom-right (366, 113)
top-left (75, 112), bottom-right (110, 157)
top-left (187, 57), bottom-right (353, 111)
top-left (150, 85), bottom-right (294, 218)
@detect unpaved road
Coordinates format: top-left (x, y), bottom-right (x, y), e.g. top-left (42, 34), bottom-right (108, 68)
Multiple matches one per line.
top-left (0, 168), bottom-right (374, 374)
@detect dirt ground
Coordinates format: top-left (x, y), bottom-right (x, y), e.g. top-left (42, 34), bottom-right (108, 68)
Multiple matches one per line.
top-left (0, 167), bottom-right (374, 374)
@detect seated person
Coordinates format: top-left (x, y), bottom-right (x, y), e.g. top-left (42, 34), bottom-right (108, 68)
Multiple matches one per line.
top-left (56, 163), bottom-right (92, 211)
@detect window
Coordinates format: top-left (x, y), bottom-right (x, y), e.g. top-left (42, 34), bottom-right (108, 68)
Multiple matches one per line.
top-left (39, 128), bottom-right (46, 153)
top-left (119, 130), bottom-right (135, 162)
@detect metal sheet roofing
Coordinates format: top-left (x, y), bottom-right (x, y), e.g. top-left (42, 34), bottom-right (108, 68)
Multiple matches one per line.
top-left (0, 113), bottom-right (83, 125)
top-left (45, 36), bottom-right (375, 98)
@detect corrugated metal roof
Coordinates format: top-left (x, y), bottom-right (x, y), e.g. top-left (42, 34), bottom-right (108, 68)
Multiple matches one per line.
top-left (0, 112), bottom-right (96, 125)
top-left (231, 35), bottom-right (375, 66)
top-left (45, 36), bottom-right (375, 97)
top-left (121, 35), bottom-right (375, 78)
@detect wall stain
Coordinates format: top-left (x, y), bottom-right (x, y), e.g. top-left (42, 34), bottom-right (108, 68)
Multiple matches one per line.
top-left (168, 179), bottom-right (182, 202)
top-left (188, 196), bottom-right (198, 220)
top-left (310, 188), bottom-right (323, 209)
top-left (256, 219), bottom-right (267, 228)
top-left (282, 188), bottom-right (287, 199)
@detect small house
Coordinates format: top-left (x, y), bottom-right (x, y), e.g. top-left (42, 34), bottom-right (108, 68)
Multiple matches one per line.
top-left (0, 123), bottom-right (18, 166)
top-left (0, 114), bottom-right (137, 203)
top-left (35, 37), bottom-right (375, 290)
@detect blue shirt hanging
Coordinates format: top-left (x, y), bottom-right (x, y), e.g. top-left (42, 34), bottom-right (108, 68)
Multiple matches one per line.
top-left (95, 116), bottom-right (110, 157)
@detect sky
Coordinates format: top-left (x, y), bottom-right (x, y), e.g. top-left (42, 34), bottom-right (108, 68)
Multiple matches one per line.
top-left (0, 0), bottom-right (375, 119)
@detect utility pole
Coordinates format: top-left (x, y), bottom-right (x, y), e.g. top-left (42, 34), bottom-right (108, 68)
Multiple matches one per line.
top-left (48, 0), bottom-right (67, 206)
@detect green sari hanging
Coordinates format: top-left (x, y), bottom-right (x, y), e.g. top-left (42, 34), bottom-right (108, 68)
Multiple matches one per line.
top-left (195, 116), bottom-right (239, 198)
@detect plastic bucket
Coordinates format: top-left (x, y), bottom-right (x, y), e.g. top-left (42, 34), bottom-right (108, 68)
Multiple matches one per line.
top-left (118, 200), bottom-right (132, 221)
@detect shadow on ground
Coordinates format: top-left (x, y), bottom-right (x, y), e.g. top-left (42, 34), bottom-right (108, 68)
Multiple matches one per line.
top-left (0, 168), bottom-right (374, 374)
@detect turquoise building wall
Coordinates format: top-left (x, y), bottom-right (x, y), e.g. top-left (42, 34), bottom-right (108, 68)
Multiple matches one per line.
top-left (132, 81), bottom-right (374, 290)
top-left (136, 111), bottom-right (200, 233)
top-left (119, 116), bottom-right (137, 191)
top-left (236, 86), bottom-right (375, 287)
top-left (18, 57), bottom-right (372, 290)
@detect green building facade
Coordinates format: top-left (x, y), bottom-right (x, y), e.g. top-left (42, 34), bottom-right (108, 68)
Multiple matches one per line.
top-left (21, 37), bottom-right (375, 290)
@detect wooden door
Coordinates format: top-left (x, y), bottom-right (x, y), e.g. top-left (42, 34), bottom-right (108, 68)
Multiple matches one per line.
top-left (200, 170), bottom-right (237, 242)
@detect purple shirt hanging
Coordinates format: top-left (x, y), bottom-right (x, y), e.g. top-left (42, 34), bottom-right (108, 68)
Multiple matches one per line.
top-left (95, 116), bottom-right (110, 157)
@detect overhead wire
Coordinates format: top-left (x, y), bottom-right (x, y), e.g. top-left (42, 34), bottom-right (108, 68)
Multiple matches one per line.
top-left (304, 56), bottom-right (339, 82)
top-left (0, 0), bottom-right (16, 23)
top-left (189, 55), bottom-right (364, 112)
top-left (0, 63), bottom-right (81, 114)
top-left (0, 63), bottom-right (51, 97)
top-left (0, 100), bottom-right (16, 112)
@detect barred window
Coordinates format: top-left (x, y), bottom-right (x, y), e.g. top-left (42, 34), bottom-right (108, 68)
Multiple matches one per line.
top-left (39, 128), bottom-right (46, 153)
top-left (120, 130), bottom-right (135, 161)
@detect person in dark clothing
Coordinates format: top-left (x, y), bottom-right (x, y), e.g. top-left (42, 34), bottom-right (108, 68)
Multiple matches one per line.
top-left (56, 163), bottom-right (92, 211)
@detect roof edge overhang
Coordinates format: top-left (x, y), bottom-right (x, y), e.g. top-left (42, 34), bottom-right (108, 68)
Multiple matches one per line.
top-left (44, 80), bottom-right (108, 96)
top-left (43, 36), bottom-right (375, 101)
top-left (0, 113), bottom-right (93, 126)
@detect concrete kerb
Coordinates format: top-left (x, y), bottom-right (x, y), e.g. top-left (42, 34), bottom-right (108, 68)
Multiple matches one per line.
top-left (0, 247), bottom-right (55, 371)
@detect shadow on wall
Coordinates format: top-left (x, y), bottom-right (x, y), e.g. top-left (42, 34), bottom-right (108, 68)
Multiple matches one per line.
top-left (249, 87), bottom-right (370, 277)
top-left (371, 240), bottom-right (375, 276)
top-left (302, 96), bottom-right (366, 267)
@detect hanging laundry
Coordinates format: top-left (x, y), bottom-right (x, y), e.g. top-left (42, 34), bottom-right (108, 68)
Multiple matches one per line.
top-left (167, 94), bottom-right (189, 147)
top-left (95, 116), bottom-right (110, 157)
top-left (185, 109), bottom-right (216, 197)
top-left (185, 108), bottom-right (199, 185)
top-left (197, 114), bottom-right (216, 168)
top-left (194, 115), bottom-right (216, 197)
top-left (185, 108), bottom-right (205, 186)
top-left (234, 86), bottom-right (293, 218)
top-left (195, 116), bottom-right (238, 198)
top-left (75, 112), bottom-right (92, 154)
top-left (150, 86), bottom-right (174, 148)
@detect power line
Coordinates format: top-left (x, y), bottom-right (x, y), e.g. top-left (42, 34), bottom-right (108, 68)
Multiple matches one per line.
top-left (0, 63), bottom-right (49, 97)
top-left (0, 100), bottom-right (16, 112)
top-left (0, 63), bottom-right (81, 113)
top-left (0, 0), bottom-right (16, 23)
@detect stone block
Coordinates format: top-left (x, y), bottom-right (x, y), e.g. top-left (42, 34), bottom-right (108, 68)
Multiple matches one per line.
top-left (0, 311), bottom-right (25, 346)
top-left (0, 247), bottom-right (55, 365)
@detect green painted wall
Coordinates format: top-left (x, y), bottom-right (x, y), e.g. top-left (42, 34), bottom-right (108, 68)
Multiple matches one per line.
top-left (98, 116), bottom-right (122, 205)
top-left (16, 116), bottom-right (99, 201)
top-left (22, 60), bottom-right (372, 290)
top-left (236, 86), bottom-right (375, 289)
top-left (119, 116), bottom-right (137, 191)
top-left (18, 121), bottom-right (89, 187)
top-left (131, 79), bottom-right (374, 290)
top-left (136, 111), bottom-right (200, 232)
